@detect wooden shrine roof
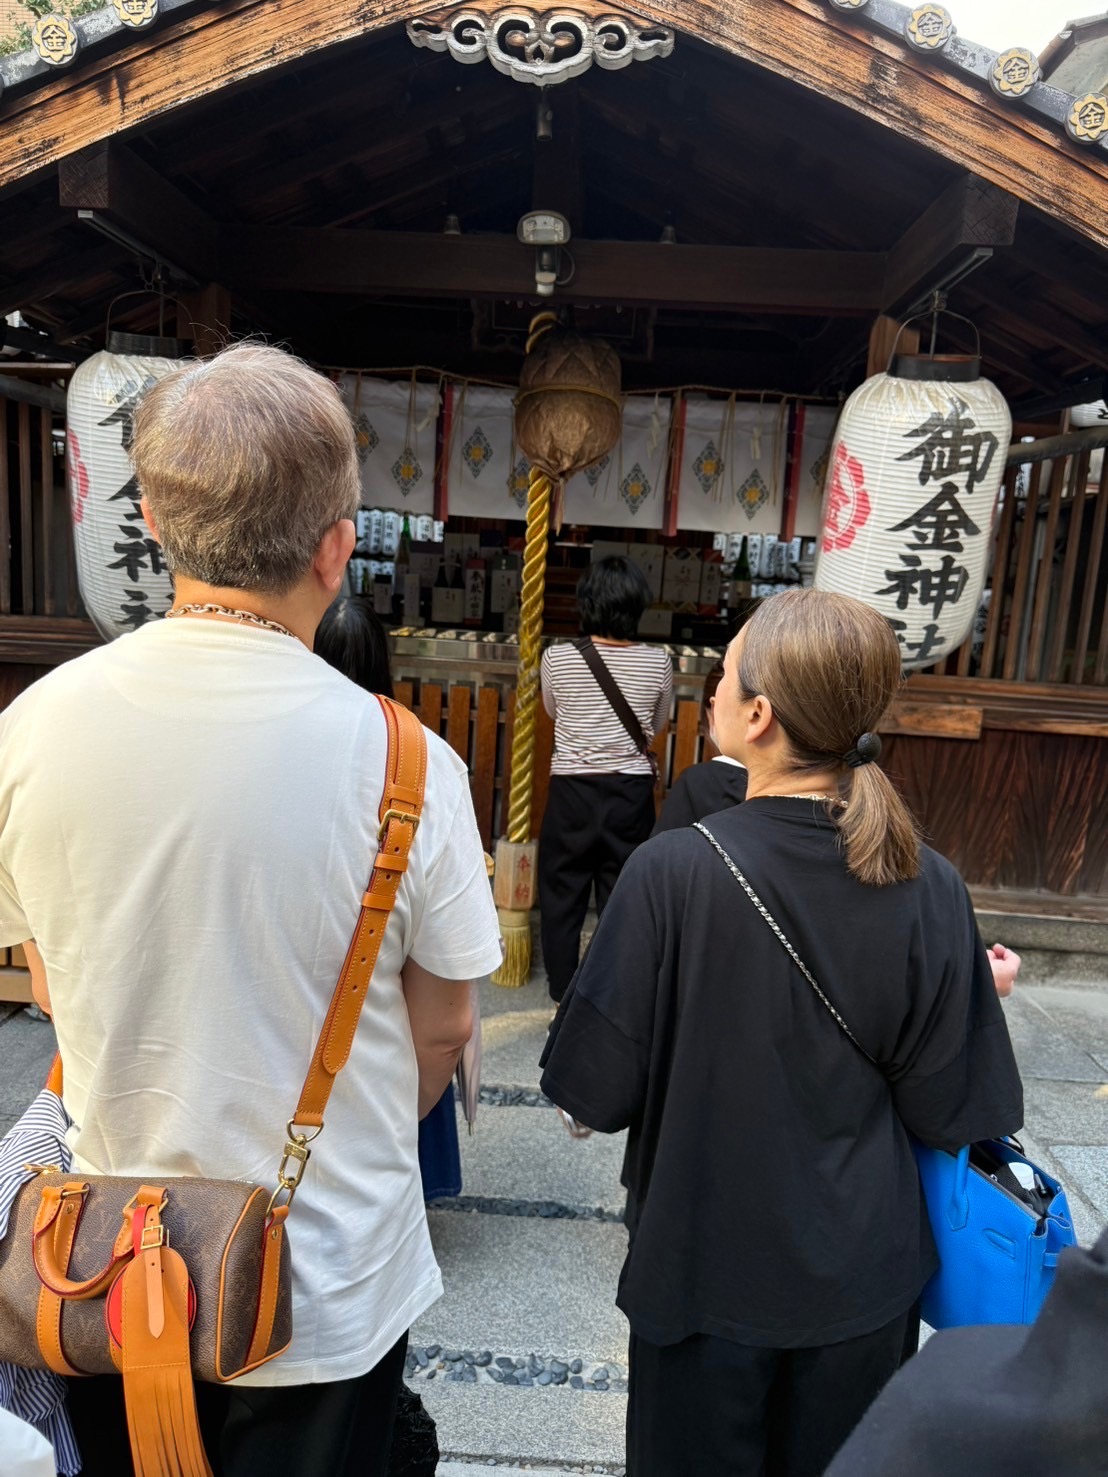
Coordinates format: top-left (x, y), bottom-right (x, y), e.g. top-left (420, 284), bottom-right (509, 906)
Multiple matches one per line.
top-left (2, 3), bottom-right (1108, 406)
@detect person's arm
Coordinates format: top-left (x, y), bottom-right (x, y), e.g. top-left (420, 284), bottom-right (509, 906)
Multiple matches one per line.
top-left (541, 647), bottom-right (558, 719)
top-left (23, 939), bottom-right (50, 1017)
top-left (651, 656), bottom-right (673, 740)
top-left (890, 880), bottom-right (1023, 1151)
top-left (402, 958), bottom-right (474, 1119)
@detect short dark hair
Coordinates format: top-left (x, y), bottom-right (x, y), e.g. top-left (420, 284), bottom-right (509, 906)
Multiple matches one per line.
top-left (314, 596), bottom-right (394, 697)
top-left (577, 556), bottom-right (652, 640)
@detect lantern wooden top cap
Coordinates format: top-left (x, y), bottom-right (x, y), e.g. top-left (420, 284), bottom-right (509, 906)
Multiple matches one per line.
top-left (891, 353), bottom-right (983, 383)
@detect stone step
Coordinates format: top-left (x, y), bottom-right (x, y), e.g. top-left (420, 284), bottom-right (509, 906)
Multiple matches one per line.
top-left (419, 1382), bottom-right (626, 1470)
top-left (455, 1102), bottom-right (627, 1216)
top-left (479, 1005), bottom-right (554, 1093)
top-left (415, 1209), bottom-right (629, 1369)
top-left (1001, 989), bottom-right (1106, 1081)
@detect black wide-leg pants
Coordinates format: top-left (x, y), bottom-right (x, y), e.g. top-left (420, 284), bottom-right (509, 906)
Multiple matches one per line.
top-left (66, 1331), bottom-right (408, 1477)
top-left (626, 1311), bottom-right (914, 1477)
top-left (538, 772), bottom-right (656, 1002)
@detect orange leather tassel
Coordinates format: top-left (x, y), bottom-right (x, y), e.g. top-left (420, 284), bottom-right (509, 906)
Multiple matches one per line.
top-left (120, 1242), bottom-right (212, 1477)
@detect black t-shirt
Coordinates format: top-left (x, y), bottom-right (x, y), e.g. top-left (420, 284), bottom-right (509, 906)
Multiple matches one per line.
top-left (539, 797), bottom-right (1024, 1350)
top-left (651, 758), bottom-right (748, 835)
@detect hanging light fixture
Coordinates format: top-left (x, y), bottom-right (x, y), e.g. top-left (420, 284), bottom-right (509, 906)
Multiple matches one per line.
top-left (814, 299), bottom-right (1012, 670)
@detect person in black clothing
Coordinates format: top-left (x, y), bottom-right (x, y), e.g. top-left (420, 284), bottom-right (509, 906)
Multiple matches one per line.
top-left (825, 1223), bottom-right (1108, 1476)
top-left (652, 659), bottom-right (747, 835)
top-left (538, 557), bottom-right (672, 1003)
top-left (540, 588), bottom-right (1023, 1477)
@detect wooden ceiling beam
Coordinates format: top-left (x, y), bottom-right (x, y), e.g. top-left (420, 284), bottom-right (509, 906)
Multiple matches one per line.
top-left (221, 227), bottom-right (888, 312)
top-left (0, 240), bottom-right (121, 318)
top-left (882, 175), bottom-right (1019, 313)
top-left (58, 140), bottom-right (220, 284)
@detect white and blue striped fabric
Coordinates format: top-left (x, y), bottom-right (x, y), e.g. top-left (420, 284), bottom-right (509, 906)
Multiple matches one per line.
top-left (0, 1088), bottom-right (82, 1475)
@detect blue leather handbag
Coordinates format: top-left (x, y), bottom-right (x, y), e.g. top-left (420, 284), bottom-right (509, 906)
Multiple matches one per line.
top-left (694, 822), bottom-right (1077, 1332)
top-left (912, 1136), bottom-right (1075, 1327)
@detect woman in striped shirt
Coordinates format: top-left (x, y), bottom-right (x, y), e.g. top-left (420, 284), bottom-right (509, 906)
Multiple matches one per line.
top-left (538, 557), bottom-right (673, 1003)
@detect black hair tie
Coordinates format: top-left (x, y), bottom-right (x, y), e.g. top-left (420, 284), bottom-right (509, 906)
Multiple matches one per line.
top-left (843, 732), bottom-right (882, 768)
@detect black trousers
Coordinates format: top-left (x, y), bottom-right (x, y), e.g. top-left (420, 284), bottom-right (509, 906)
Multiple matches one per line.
top-left (626, 1311), bottom-right (914, 1477)
top-left (538, 772), bottom-right (656, 1001)
top-left (65, 1331), bottom-right (408, 1477)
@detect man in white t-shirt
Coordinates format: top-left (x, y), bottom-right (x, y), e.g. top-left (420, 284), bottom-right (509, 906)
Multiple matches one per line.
top-left (0, 344), bottom-right (502, 1476)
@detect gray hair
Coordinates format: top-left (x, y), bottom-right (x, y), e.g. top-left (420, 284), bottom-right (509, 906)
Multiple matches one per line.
top-left (131, 342), bottom-right (360, 595)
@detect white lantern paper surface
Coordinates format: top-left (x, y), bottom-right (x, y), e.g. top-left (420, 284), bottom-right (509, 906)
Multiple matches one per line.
top-left (443, 385), bottom-right (531, 519)
top-left (1070, 400), bottom-right (1108, 427)
top-left (563, 396), bottom-right (670, 530)
top-left (814, 366), bottom-right (1011, 670)
top-left (676, 395), bottom-right (788, 533)
top-left (341, 374), bottom-right (439, 515)
top-left (67, 337), bottom-right (184, 641)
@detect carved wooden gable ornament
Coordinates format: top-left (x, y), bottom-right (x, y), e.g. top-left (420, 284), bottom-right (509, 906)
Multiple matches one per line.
top-left (406, 8), bottom-right (675, 85)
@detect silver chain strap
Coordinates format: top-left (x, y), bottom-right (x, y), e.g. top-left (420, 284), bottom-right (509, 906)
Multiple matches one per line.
top-left (692, 822), bottom-right (876, 1065)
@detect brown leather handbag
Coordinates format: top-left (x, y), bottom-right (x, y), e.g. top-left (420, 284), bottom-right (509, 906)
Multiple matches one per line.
top-left (0, 694), bottom-right (427, 1477)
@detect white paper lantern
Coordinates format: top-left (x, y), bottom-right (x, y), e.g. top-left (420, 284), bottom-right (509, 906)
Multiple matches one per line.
top-left (814, 358), bottom-right (1011, 670)
top-left (1070, 399), bottom-right (1108, 428)
top-left (67, 333), bottom-right (187, 641)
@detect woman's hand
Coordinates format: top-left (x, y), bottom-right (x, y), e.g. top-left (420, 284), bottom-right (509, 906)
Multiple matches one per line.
top-left (987, 943), bottom-right (1021, 999)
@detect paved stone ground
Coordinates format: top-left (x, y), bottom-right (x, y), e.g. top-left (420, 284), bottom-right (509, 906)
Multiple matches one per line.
top-left (1, 928), bottom-right (1105, 1474)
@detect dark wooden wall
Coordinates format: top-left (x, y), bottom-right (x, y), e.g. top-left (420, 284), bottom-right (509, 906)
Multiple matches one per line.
top-left (884, 728), bottom-right (1107, 899)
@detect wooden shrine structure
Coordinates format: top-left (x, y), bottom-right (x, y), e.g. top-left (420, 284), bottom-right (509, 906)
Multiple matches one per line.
top-left (0, 0), bottom-right (1106, 914)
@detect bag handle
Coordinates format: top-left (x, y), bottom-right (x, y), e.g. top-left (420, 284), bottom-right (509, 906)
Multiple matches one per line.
top-left (42, 695), bottom-right (427, 1220)
top-left (573, 638), bottom-right (658, 774)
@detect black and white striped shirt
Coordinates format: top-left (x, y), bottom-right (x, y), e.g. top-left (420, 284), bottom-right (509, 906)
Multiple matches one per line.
top-left (542, 640), bottom-right (673, 777)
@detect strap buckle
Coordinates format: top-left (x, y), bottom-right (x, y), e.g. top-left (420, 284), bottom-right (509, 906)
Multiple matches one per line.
top-left (378, 808), bottom-right (420, 845)
top-left (140, 1223), bottom-right (167, 1250)
top-left (266, 1120), bottom-right (323, 1216)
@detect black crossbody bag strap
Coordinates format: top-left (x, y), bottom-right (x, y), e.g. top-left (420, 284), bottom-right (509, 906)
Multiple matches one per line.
top-left (692, 821), bottom-right (878, 1065)
top-left (573, 637), bottom-right (654, 763)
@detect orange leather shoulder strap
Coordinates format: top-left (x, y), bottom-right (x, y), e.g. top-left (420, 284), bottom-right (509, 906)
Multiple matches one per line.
top-left (293, 695), bottom-right (427, 1128)
top-left (42, 698), bottom-right (426, 1152)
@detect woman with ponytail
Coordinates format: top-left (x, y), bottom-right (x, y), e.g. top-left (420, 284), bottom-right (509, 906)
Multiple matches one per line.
top-left (541, 589), bottom-right (1023, 1477)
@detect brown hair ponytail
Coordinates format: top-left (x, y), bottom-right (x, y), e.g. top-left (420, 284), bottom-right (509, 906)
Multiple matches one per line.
top-left (738, 589), bottom-right (920, 886)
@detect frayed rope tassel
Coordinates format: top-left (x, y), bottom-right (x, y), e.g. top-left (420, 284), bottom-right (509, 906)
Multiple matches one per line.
top-left (121, 1243), bottom-right (213, 1477)
top-left (491, 908), bottom-right (532, 989)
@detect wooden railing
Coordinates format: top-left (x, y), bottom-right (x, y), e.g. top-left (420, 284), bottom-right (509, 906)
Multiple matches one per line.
top-left (934, 454), bottom-right (1108, 685)
top-left (391, 677), bottom-right (706, 848)
top-left (0, 394), bottom-right (83, 621)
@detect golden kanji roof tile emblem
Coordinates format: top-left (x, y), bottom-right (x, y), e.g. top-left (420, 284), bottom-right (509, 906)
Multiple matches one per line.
top-left (32, 14), bottom-right (78, 64)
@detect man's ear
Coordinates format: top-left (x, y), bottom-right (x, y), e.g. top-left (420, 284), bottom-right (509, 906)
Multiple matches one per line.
top-left (315, 519), bottom-right (357, 594)
top-left (140, 495), bottom-right (160, 543)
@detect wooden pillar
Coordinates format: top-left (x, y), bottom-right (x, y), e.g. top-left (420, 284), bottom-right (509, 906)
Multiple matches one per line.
top-left (177, 284), bottom-right (232, 358)
top-left (866, 315), bottom-right (920, 378)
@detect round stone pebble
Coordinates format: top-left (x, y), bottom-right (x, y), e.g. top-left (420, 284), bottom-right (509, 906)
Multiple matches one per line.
top-left (476, 1351), bottom-right (493, 1366)
top-left (537, 1370), bottom-right (553, 1385)
top-left (569, 1359), bottom-right (583, 1374)
top-left (496, 1356), bottom-right (515, 1370)
top-left (425, 1345), bottom-right (441, 1359)
top-left (570, 1376), bottom-right (584, 1390)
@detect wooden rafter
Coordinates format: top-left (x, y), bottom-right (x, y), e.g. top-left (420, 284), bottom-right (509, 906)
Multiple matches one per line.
top-left (3, 0), bottom-right (1108, 258)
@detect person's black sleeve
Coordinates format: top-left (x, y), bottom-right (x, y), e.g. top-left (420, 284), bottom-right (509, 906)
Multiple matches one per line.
top-left (540, 842), bottom-right (663, 1131)
top-left (889, 874), bottom-right (1023, 1151)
